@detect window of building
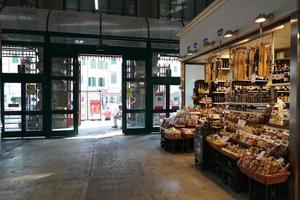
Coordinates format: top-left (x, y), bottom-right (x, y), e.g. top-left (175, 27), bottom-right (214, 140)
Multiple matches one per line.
top-left (64, 0), bottom-right (137, 16)
top-left (158, 0), bottom-right (213, 22)
top-left (1, 0), bottom-right (37, 7)
top-left (98, 77), bottom-right (105, 87)
top-left (111, 72), bottom-right (117, 84)
top-left (91, 59), bottom-right (96, 69)
top-left (88, 77), bottom-right (96, 86)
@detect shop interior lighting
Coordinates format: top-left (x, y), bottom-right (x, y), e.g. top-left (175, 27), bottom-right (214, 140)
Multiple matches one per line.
top-left (224, 30), bottom-right (238, 38)
top-left (254, 13), bottom-right (273, 23)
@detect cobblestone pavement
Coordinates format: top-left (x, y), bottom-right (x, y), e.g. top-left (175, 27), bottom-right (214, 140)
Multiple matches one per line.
top-left (0, 125), bottom-right (247, 200)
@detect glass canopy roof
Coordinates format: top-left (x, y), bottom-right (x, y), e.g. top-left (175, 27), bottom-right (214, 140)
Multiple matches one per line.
top-left (0, 6), bottom-right (182, 40)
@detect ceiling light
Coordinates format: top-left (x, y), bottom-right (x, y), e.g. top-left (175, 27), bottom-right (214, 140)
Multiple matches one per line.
top-left (255, 13), bottom-right (273, 23)
top-left (224, 30), bottom-right (238, 38)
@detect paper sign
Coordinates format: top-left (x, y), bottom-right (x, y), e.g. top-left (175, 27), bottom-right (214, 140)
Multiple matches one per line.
top-left (221, 136), bottom-right (230, 142)
top-left (237, 119), bottom-right (246, 127)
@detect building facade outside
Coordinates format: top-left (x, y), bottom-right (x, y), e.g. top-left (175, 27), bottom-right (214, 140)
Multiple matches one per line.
top-left (79, 56), bottom-right (122, 121)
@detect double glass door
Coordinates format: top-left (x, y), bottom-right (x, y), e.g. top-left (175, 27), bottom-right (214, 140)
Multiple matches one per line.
top-left (1, 45), bottom-right (44, 137)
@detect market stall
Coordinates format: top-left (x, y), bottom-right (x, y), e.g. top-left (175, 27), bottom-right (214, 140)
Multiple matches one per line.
top-left (175, 0), bottom-right (300, 199)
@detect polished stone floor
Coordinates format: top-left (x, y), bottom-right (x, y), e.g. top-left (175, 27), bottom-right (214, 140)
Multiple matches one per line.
top-left (0, 123), bottom-right (247, 200)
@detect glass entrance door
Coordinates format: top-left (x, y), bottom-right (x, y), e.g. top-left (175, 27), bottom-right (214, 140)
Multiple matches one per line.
top-left (123, 58), bottom-right (146, 134)
top-left (1, 45), bottom-right (44, 138)
top-left (50, 55), bottom-right (79, 137)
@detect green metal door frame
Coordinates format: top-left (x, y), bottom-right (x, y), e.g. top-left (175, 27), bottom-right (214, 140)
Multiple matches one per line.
top-left (122, 48), bottom-right (149, 134)
top-left (47, 52), bottom-right (79, 137)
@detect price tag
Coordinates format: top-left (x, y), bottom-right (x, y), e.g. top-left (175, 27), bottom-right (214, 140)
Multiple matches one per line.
top-left (221, 136), bottom-right (230, 142)
top-left (237, 119), bottom-right (246, 127)
top-left (277, 157), bottom-right (285, 163)
top-left (251, 74), bottom-right (256, 83)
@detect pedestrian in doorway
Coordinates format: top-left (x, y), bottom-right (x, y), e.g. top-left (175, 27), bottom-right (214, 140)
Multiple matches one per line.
top-left (112, 105), bottom-right (122, 128)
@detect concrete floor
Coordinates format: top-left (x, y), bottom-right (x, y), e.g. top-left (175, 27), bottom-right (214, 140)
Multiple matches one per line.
top-left (0, 124), bottom-right (247, 200)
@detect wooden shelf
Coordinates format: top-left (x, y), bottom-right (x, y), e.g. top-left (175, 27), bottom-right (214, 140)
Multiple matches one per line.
top-left (276, 90), bottom-right (290, 93)
top-left (213, 102), bottom-right (226, 105)
top-left (270, 83), bottom-right (290, 86)
top-left (274, 57), bottom-right (290, 61)
top-left (232, 80), bottom-right (268, 83)
top-left (225, 102), bottom-right (269, 106)
top-left (212, 91), bottom-right (227, 94)
top-left (227, 110), bottom-right (265, 114)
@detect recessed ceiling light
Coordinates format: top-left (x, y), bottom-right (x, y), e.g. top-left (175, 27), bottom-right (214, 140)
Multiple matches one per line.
top-left (224, 30), bottom-right (238, 38)
top-left (255, 13), bottom-right (273, 23)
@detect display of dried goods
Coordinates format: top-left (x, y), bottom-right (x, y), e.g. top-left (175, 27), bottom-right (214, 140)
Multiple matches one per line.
top-left (181, 128), bottom-right (195, 138)
top-left (238, 152), bottom-right (289, 176)
top-left (164, 127), bottom-right (182, 140)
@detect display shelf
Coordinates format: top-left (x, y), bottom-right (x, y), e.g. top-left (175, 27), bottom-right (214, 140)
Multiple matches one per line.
top-left (276, 90), bottom-right (290, 93)
top-left (232, 80), bottom-right (268, 83)
top-left (225, 102), bottom-right (269, 106)
top-left (274, 57), bottom-right (290, 61)
top-left (265, 123), bottom-right (289, 131)
top-left (227, 110), bottom-right (265, 114)
top-left (212, 91), bottom-right (227, 94)
top-left (270, 83), bottom-right (290, 86)
top-left (213, 102), bottom-right (226, 105)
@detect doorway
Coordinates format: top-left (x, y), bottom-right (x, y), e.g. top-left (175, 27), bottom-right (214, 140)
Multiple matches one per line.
top-left (78, 55), bottom-right (123, 136)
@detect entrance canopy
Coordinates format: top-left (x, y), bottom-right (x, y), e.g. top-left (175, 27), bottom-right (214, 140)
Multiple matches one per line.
top-left (0, 6), bottom-right (183, 41)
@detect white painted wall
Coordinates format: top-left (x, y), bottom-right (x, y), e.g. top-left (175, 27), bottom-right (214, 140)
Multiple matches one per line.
top-left (185, 64), bottom-right (205, 107)
top-left (179, 0), bottom-right (297, 56)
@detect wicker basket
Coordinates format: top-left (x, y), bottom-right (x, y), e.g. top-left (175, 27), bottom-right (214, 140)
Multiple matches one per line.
top-left (238, 164), bottom-right (290, 185)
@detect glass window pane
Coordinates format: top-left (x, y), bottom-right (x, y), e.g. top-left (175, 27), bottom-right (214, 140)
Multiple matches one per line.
top-left (126, 60), bottom-right (145, 78)
top-left (126, 82), bottom-right (145, 109)
top-left (183, 1), bottom-right (194, 20)
top-left (4, 115), bottom-right (21, 132)
top-left (126, 113), bottom-right (145, 129)
top-left (148, 18), bottom-right (182, 40)
top-left (152, 53), bottom-right (180, 77)
top-left (0, 7), bottom-right (48, 31)
top-left (80, 0), bottom-right (94, 11)
top-left (109, 0), bottom-right (123, 15)
top-left (66, 0), bottom-right (78, 10)
top-left (26, 83), bottom-right (42, 111)
top-left (52, 57), bottom-right (73, 77)
top-left (170, 85), bottom-right (181, 110)
top-left (26, 115), bottom-right (43, 131)
top-left (102, 14), bottom-right (148, 38)
top-left (4, 83), bottom-right (21, 111)
top-left (159, 1), bottom-right (169, 17)
top-left (153, 85), bottom-right (166, 110)
top-left (52, 80), bottom-right (73, 110)
top-left (170, 2), bottom-right (182, 18)
top-left (2, 46), bottom-right (43, 74)
top-left (52, 114), bottom-right (74, 130)
top-left (49, 10), bottom-right (100, 35)
top-left (153, 113), bottom-right (166, 127)
top-left (124, 0), bottom-right (136, 16)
